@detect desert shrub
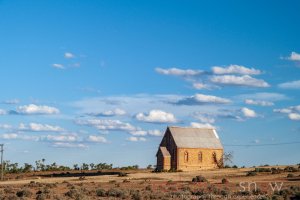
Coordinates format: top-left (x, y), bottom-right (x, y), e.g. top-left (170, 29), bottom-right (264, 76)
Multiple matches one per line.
top-left (123, 179), bottom-right (130, 183)
top-left (181, 186), bottom-right (191, 192)
top-left (220, 187), bottom-right (230, 196)
top-left (131, 191), bottom-right (142, 200)
top-left (109, 180), bottom-right (117, 184)
top-left (145, 185), bottom-right (152, 191)
top-left (235, 191), bottom-right (251, 196)
top-left (16, 189), bottom-right (33, 197)
top-left (5, 195), bottom-right (18, 200)
top-left (246, 171), bottom-right (257, 176)
top-left (255, 168), bottom-right (271, 172)
top-left (232, 165), bottom-right (238, 168)
top-left (168, 186), bottom-right (177, 191)
top-left (65, 188), bottom-right (86, 199)
top-left (221, 178), bottom-right (229, 184)
top-left (4, 186), bottom-right (14, 194)
top-left (118, 172), bottom-right (128, 177)
top-left (284, 166), bottom-right (298, 172)
top-left (36, 193), bottom-right (47, 200)
top-left (271, 168), bottom-right (282, 174)
top-left (287, 173), bottom-right (295, 178)
top-left (106, 188), bottom-right (126, 198)
top-left (191, 189), bottom-right (205, 196)
top-left (192, 175), bottom-right (207, 182)
top-left (96, 188), bottom-right (106, 197)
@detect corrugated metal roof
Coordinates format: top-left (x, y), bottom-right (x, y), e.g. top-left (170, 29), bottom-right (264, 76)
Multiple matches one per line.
top-left (168, 126), bottom-right (223, 149)
top-left (159, 146), bottom-right (171, 157)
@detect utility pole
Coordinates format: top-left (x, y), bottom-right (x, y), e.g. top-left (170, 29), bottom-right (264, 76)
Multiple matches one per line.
top-left (0, 144), bottom-right (3, 181)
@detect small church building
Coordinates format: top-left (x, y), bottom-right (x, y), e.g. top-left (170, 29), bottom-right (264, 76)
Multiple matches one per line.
top-left (156, 126), bottom-right (223, 171)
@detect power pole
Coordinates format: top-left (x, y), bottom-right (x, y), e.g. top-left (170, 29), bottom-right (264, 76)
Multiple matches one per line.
top-left (0, 144), bottom-right (3, 181)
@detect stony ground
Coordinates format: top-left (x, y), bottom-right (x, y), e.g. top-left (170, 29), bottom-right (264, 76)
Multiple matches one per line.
top-left (0, 165), bottom-right (299, 199)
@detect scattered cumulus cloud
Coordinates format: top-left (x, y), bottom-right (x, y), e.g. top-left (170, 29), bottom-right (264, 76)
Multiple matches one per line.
top-left (212, 65), bottom-right (261, 75)
top-left (136, 110), bottom-right (177, 123)
top-left (2, 99), bottom-right (20, 104)
top-left (86, 135), bottom-right (107, 143)
top-left (0, 124), bottom-right (12, 129)
top-left (88, 108), bottom-right (126, 117)
top-left (44, 134), bottom-right (78, 142)
top-left (129, 130), bottom-right (148, 136)
top-left (190, 122), bottom-right (215, 129)
top-left (19, 123), bottom-right (64, 132)
top-left (127, 136), bottom-right (146, 142)
top-left (148, 129), bottom-right (163, 136)
top-left (192, 83), bottom-right (215, 90)
top-left (15, 104), bottom-right (60, 115)
top-left (278, 80), bottom-right (300, 89)
top-left (64, 52), bottom-right (75, 59)
top-left (52, 142), bottom-right (87, 149)
top-left (274, 105), bottom-right (300, 121)
top-left (155, 67), bottom-right (202, 77)
top-left (282, 51), bottom-right (300, 61)
top-left (241, 107), bottom-right (257, 118)
top-left (0, 109), bottom-right (7, 115)
top-left (192, 112), bottom-right (215, 123)
top-left (210, 75), bottom-right (270, 88)
top-left (245, 99), bottom-right (274, 106)
top-left (237, 92), bottom-right (288, 102)
top-left (75, 119), bottom-right (137, 132)
top-left (52, 63), bottom-right (64, 69)
top-left (174, 93), bottom-right (231, 105)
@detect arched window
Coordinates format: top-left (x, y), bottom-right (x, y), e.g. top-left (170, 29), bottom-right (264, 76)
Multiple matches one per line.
top-left (198, 152), bottom-right (203, 162)
top-left (212, 152), bottom-right (217, 164)
top-left (184, 151), bottom-right (188, 163)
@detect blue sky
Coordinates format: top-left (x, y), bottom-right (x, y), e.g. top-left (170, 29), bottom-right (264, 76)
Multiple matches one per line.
top-left (0, 0), bottom-right (300, 168)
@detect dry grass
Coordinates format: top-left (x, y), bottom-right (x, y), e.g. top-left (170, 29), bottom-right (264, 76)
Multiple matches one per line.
top-left (0, 165), bottom-right (299, 199)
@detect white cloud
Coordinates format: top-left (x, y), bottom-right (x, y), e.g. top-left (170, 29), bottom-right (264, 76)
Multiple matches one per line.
top-left (0, 124), bottom-right (12, 129)
top-left (0, 133), bottom-right (39, 141)
top-left (190, 122), bottom-right (215, 129)
top-left (52, 142), bottom-right (87, 148)
top-left (136, 109), bottom-right (177, 123)
top-left (2, 99), bottom-right (20, 104)
top-left (211, 75), bottom-right (270, 88)
top-left (245, 99), bottom-right (274, 106)
top-left (86, 135), bottom-right (107, 143)
top-left (45, 134), bottom-right (78, 142)
top-left (0, 109), bottom-right (7, 115)
top-left (284, 52), bottom-right (300, 61)
top-left (273, 105), bottom-right (300, 114)
top-left (155, 67), bottom-right (202, 77)
top-left (0, 133), bottom-right (18, 139)
top-left (274, 105), bottom-right (300, 121)
top-left (16, 104), bottom-right (60, 115)
top-left (148, 129), bottom-right (163, 136)
top-left (288, 113), bottom-right (300, 121)
top-left (241, 107), bottom-right (257, 118)
top-left (88, 108), bottom-right (126, 117)
top-left (75, 119), bottom-right (137, 132)
top-left (237, 92), bottom-right (288, 101)
top-left (278, 80), bottom-right (300, 89)
top-left (212, 65), bottom-right (261, 75)
top-left (19, 123), bottom-right (64, 132)
top-left (64, 52), bottom-right (75, 59)
top-left (127, 136), bottom-right (146, 142)
top-left (52, 63), bottom-right (64, 69)
top-left (129, 130), bottom-right (148, 136)
top-left (175, 93), bottom-right (231, 105)
top-left (192, 83), bottom-right (214, 90)
top-left (192, 113), bottom-right (215, 123)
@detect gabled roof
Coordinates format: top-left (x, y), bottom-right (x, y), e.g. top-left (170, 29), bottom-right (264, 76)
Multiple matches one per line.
top-left (168, 126), bottom-right (223, 149)
top-left (158, 146), bottom-right (171, 157)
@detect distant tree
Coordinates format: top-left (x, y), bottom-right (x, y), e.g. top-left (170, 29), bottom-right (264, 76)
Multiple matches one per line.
top-left (73, 164), bottom-right (79, 170)
top-left (213, 152), bottom-right (233, 168)
top-left (81, 163), bottom-right (89, 170)
top-left (23, 163), bottom-right (33, 173)
top-left (147, 165), bottom-right (153, 169)
top-left (90, 163), bottom-right (95, 170)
